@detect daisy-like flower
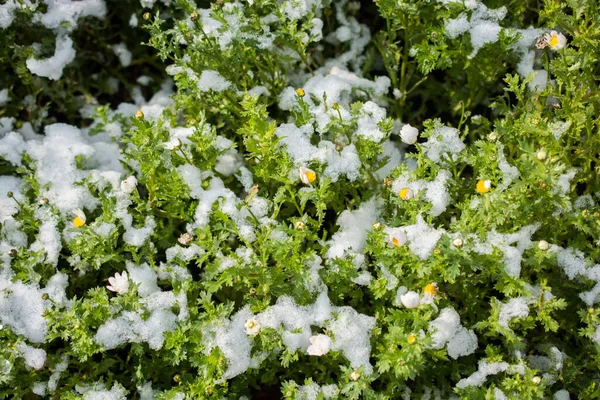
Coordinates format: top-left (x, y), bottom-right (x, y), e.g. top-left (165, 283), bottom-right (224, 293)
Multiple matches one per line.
top-left (389, 231), bottom-right (407, 248)
top-left (424, 283), bottom-right (438, 297)
top-left (244, 318), bottom-right (261, 336)
top-left (307, 334), bottom-right (332, 356)
top-left (120, 176), bottom-right (138, 194)
top-left (400, 291), bottom-right (420, 308)
top-left (163, 138), bottom-right (182, 151)
top-left (72, 209), bottom-right (86, 227)
top-left (107, 271), bottom-right (129, 295)
top-left (400, 124), bottom-right (419, 145)
top-left (544, 30), bottom-right (567, 51)
top-left (399, 187), bottom-right (414, 200)
top-left (299, 167), bottom-right (316, 185)
top-left (476, 180), bottom-right (491, 194)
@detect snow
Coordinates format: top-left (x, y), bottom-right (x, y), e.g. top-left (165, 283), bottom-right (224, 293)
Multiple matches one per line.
top-left (456, 361), bottom-right (509, 388)
top-left (326, 199), bottom-right (379, 259)
top-left (26, 35), bottom-right (76, 80)
top-left (498, 297), bottom-right (530, 329)
top-left (428, 308), bottom-right (461, 349)
top-left (197, 70), bottom-right (232, 92)
top-left (0, 88), bottom-right (9, 106)
top-left (82, 383), bottom-right (128, 400)
top-left (204, 292), bottom-right (376, 380)
top-left (112, 43), bottom-right (132, 67)
top-left (400, 215), bottom-right (444, 260)
top-left (34, 0), bottom-right (106, 31)
top-left (0, 0), bottom-right (20, 29)
top-left (444, 3), bottom-right (507, 58)
top-left (446, 326), bottom-right (478, 359)
top-left (422, 126), bottom-right (465, 165)
top-left (18, 343), bottom-right (47, 370)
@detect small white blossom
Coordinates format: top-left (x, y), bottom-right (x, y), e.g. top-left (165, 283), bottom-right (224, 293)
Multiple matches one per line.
top-left (400, 124), bottom-right (419, 145)
top-left (452, 238), bottom-right (464, 247)
top-left (244, 318), bottom-right (261, 336)
top-left (544, 30), bottom-right (567, 51)
top-left (536, 150), bottom-right (547, 160)
top-left (163, 138), bottom-right (182, 151)
top-left (307, 334), bottom-right (332, 356)
top-left (120, 176), bottom-right (138, 194)
top-left (538, 240), bottom-right (549, 251)
top-left (400, 291), bottom-right (421, 308)
top-left (107, 271), bottom-right (129, 295)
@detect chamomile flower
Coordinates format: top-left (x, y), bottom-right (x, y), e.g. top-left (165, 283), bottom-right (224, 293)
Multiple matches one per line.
top-left (544, 30), bottom-right (567, 51)
top-left (120, 176), bottom-right (138, 194)
top-left (244, 318), bottom-right (261, 336)
top-left (307, 334), bottom-right (332, 356)
top-left (476, 180), bottom-right (491, 194)
top-left (400, 291), bottom-right (420, 308)
top-left (424, 283), bottom-right (438, 297)
top-left (400, 124), bottom-right (419, 145)
top-left (299, 167), bottom-right (316, 185)
top-left (399, 187), bottom-right (414, 200)
top-left (72, 209), bottom-right (86, 227)
top-left (107, 271), bottom-right (129, 295)
top-left (389, 231), bottom-right (407, 247)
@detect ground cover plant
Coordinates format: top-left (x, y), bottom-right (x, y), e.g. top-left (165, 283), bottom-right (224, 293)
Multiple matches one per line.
top-left (1, 0), bottom-right (600, 398)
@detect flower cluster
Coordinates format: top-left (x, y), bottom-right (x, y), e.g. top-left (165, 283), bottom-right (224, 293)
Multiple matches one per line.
top-left (0, 0), bottom-right (599, 399)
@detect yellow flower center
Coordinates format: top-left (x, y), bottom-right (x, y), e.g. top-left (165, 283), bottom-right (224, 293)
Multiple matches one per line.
top-left (549, 34), bottom-right (559, 48)
top-left (407, 335), bottom-right (417, 344)
top-left (296, 88), bottom-right (305, 97)
top-left (399, 187), bottom-right (413, 200)
top-left (73, 216), bottom-right (86, 227)
top-left (476, 180), bottom-right (491, 194)
top-left (247, 321), bottom-right (256, 329)
top-left (424, 283), bottom-right (438, 296)
top-left (304, 170), bottom-right (316, 184)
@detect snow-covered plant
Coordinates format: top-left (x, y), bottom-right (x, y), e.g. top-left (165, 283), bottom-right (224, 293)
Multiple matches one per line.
top-left (1, 0), bottom-right (600, 399)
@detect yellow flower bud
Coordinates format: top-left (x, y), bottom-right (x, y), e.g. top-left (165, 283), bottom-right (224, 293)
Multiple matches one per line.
top-left (296, 88), bottom-right (305, 97)
top-left (135, 109), bottom-right (144, 120)
top-left (407, 335), bottom-right (417, 344)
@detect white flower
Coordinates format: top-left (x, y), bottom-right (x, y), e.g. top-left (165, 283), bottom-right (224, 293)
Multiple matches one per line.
top-left (538, 240), bottom-right (549, 251)
top-left (120, 176), bottom-right (138, 194)
top-left (299, 167), bottom-right (316, 185)
top-left (400, 291), bottom-right (421, 308)
top-left (244, 318), bottom-right (261, 336)
top-left (178, 232), bottom-right (194, 245)
top-left (163, 138), bottom-right (182, 151)
top-left (107, 271), bottom-right (129, 295)
top-left (307, 334), bottom-right (332, 356)
top-left (400, 124), bottom-right (419, 145)
top-left (452, 238), bottom-right (463, 247)
top-left (72, 209), bottom-right (86, 227)
top-left (536, 150), bottom-right (547, 160)
top-left (544, 30), bottom-right (567, 51)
